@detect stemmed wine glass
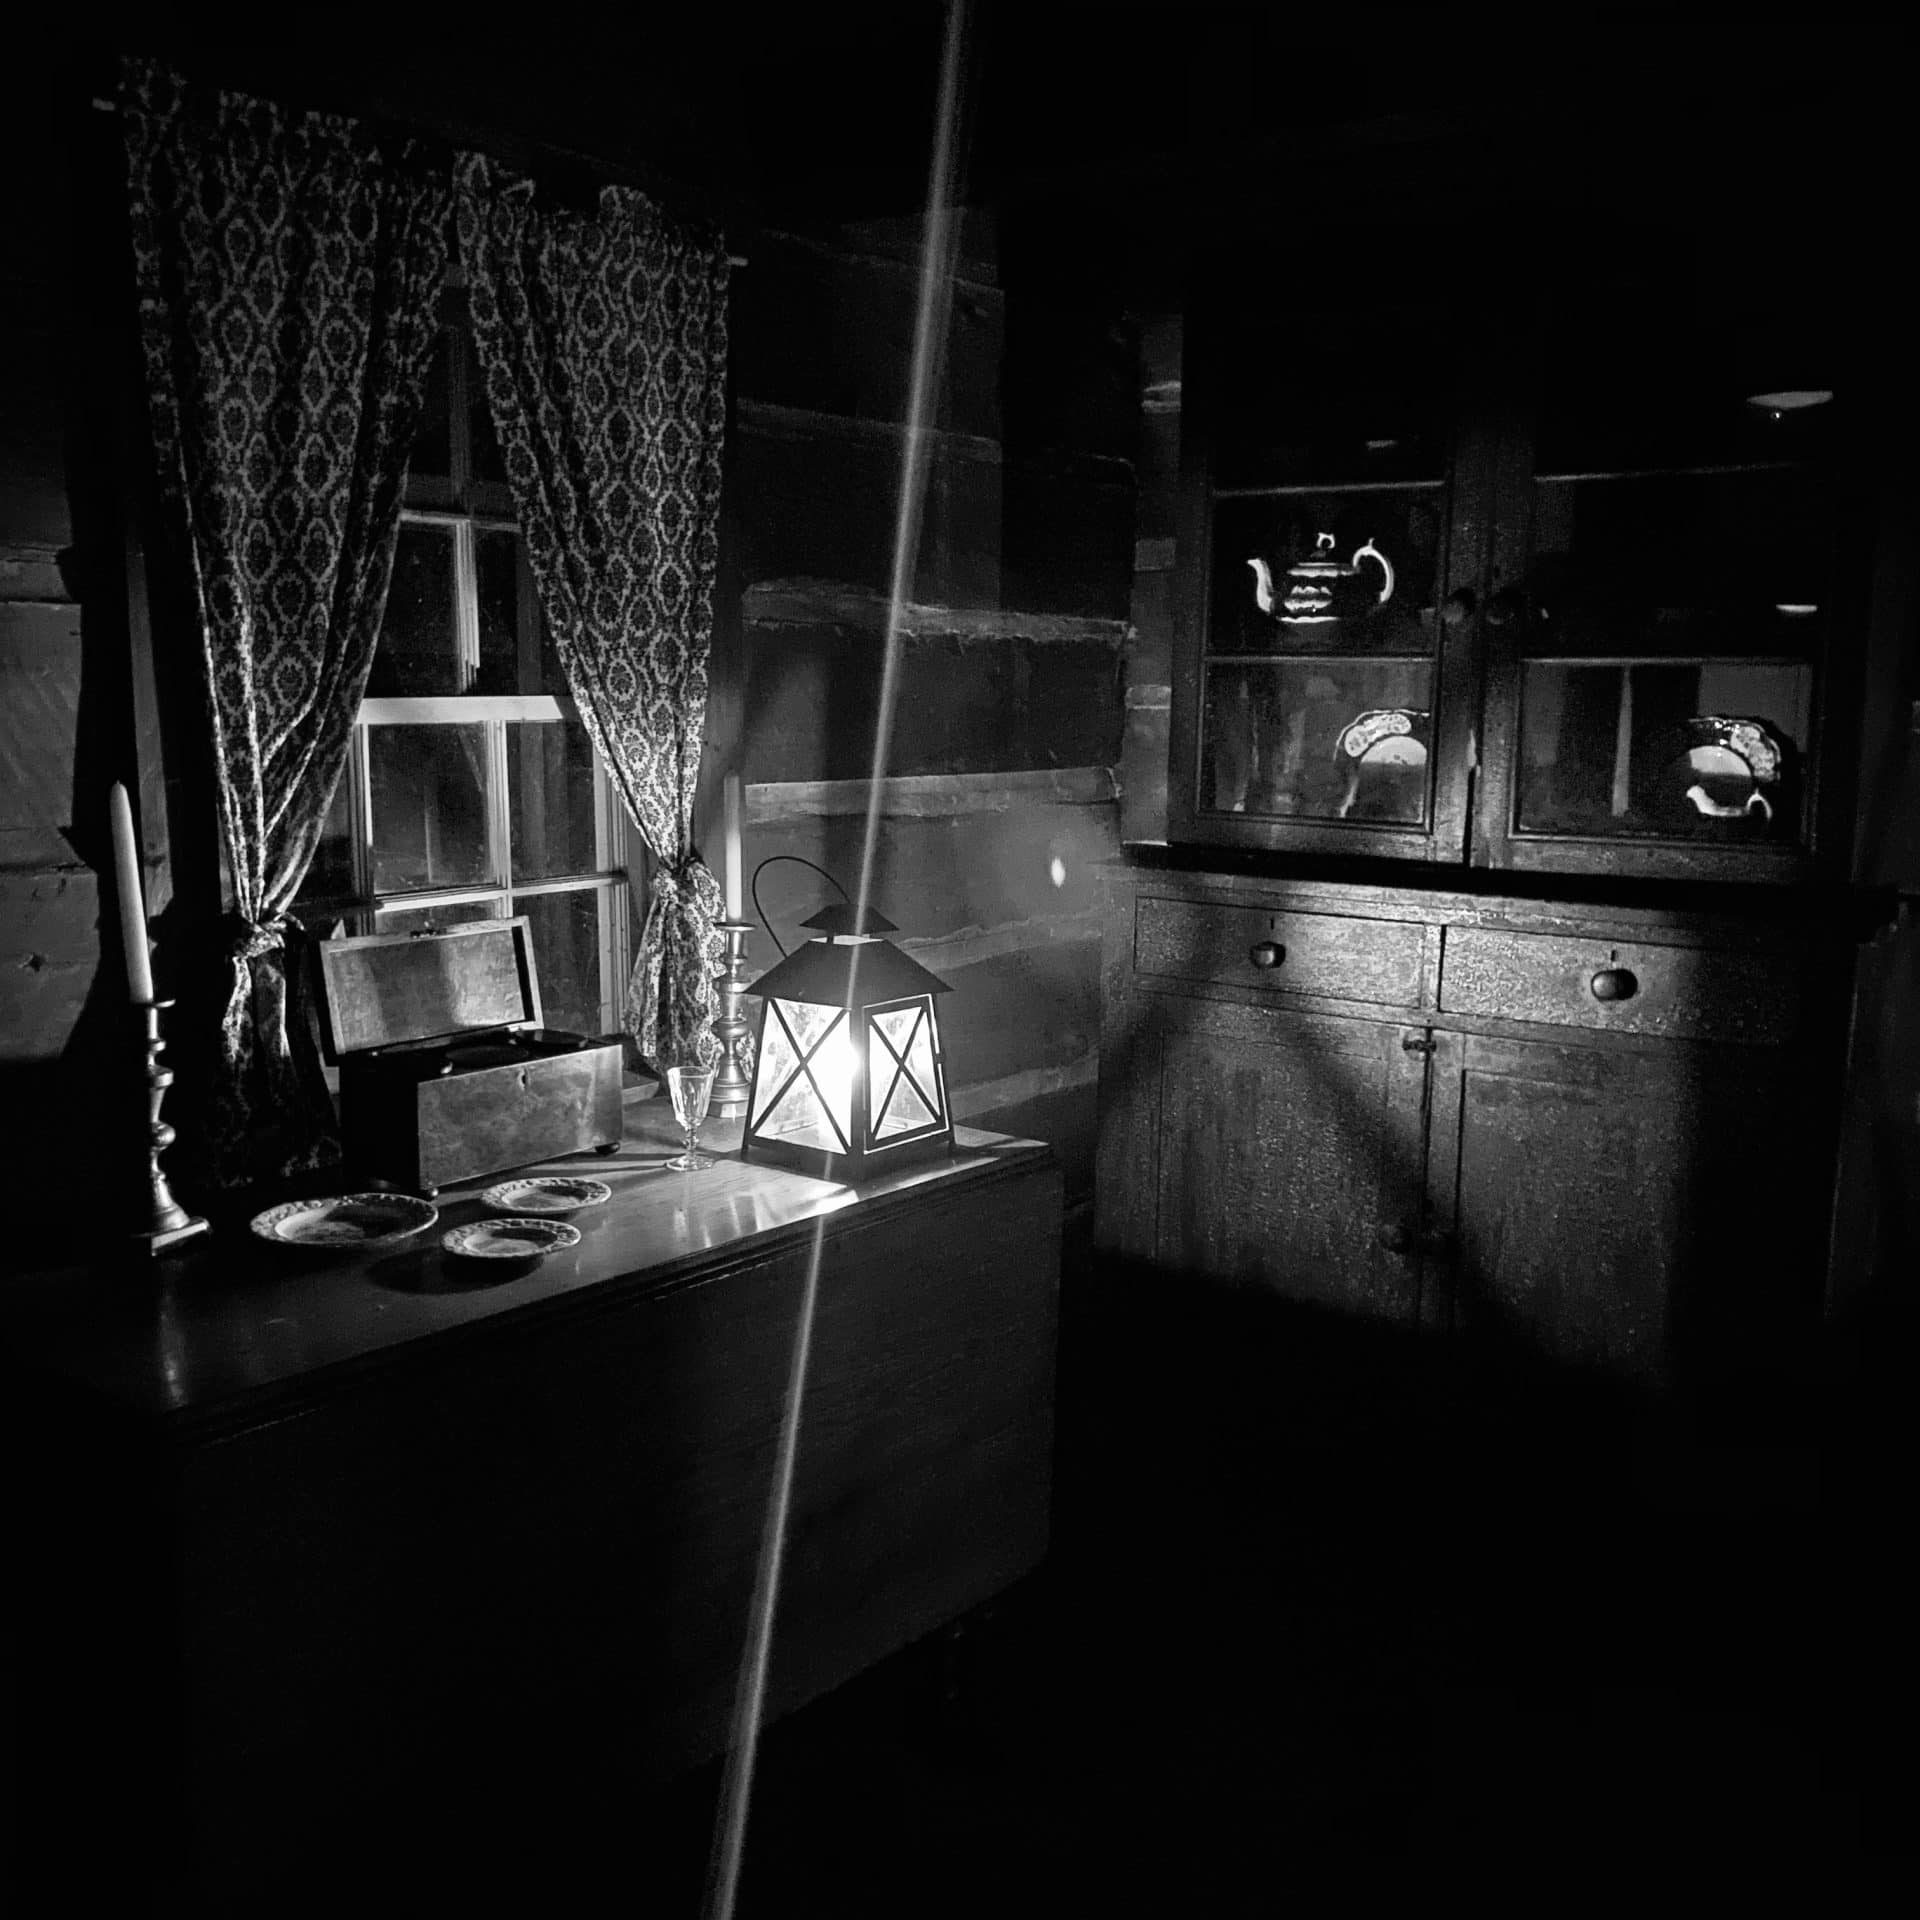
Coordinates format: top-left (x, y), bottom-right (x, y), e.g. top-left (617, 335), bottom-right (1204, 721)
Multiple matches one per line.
top-left (664, 1063), bottom-right (717, 1172)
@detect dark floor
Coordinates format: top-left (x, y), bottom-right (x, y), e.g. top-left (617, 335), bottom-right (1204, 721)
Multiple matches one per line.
top-left (71, 1266), bottom-right (1912, 1913)
top-left (371, 1268), bottom-right (1916, 1912)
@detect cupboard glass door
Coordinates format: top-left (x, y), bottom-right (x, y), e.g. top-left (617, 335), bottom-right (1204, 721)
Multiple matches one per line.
top-left (1477, 266), bottom-right (1845, 882)
top-left (1171, 267), bottom-right (1487, 862)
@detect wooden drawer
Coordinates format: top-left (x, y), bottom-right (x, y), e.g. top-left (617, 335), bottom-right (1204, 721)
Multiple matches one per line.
top-left (1132, 893), bottom-right (1426, 1008)
top-left (1438, 927), bottom-right (1802, 1044)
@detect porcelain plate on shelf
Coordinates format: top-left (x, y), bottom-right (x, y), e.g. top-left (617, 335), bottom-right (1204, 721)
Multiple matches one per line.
top-left (479, 1176), bottom-right (612, 1214)
top-left (250, 1192), bottom-right (439, 1250)
top-left (442, 1217), bottom-right (582, 1261)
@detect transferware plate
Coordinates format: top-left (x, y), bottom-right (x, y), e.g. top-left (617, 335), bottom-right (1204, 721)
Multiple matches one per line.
top-left (479, 1176), bottom-right (612, 1215)
top-left (250, 1192), bottom-right (439, 1250)
top-left (442, 1217), bottom-right (582, 1261)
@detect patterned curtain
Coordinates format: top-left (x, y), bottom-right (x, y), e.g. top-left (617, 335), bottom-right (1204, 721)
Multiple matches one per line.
top-left (123, 59), bottom-right (450, 1188)
top-left (455, 153), bottom-right (730, 1069)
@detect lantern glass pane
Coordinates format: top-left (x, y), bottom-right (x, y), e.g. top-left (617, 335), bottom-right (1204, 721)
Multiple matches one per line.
top-left (870, 1000), bottom-right (943, 1139)
top-left (754, 1000), bottom-right (854, 1152)
top-left (751, 1008), bottom-right (802, 1128)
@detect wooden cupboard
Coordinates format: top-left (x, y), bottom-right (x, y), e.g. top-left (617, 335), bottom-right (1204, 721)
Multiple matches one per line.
top-left (1096, 863), bottom-right (1833, 1387)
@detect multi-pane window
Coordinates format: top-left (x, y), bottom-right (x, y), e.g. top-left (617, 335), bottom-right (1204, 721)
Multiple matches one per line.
top-left (299, 297), bottom-right (637, 1040)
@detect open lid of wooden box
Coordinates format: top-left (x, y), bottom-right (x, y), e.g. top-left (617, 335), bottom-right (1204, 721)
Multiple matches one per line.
top-left (316, 918), bottom-right (544, 1060)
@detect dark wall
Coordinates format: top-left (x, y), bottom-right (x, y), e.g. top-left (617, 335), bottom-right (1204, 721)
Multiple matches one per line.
top-left (728, 205), bottom-right (1131, 1203)
top-left (0, 76), bottom-right (145, 1227)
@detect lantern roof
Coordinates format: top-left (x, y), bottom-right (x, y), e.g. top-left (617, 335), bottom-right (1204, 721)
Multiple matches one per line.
top-left (752, 925), bottom-right (950, 1007)
top-left (800, 902), bottom-right (897, 937)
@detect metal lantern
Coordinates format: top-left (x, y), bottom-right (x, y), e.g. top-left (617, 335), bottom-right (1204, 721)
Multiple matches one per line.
top-left (742, 902), bottom-right (953, 1180)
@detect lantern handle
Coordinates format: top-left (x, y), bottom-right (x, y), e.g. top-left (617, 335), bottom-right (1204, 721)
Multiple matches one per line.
top-left (749, 854), bottom-right (853, 959)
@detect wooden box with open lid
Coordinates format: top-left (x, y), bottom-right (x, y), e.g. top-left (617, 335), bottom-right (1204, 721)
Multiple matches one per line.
top-left (316, 917), bottom-right (624, 1195)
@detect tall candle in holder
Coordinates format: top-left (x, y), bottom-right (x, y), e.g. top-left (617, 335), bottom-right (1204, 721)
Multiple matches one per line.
top-left (107, 781), bottom-right (208, 1254)
top-left (109, 781), bottom-right (155, 1003)
top-left (709, 771), bottom-right (752, 1118)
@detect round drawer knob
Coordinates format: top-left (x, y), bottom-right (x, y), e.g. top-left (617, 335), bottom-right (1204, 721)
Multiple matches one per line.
top-left (1248, 940), bottom-right (1286, 970)
top-left (1590, 966), bottom-right (1639, 1003)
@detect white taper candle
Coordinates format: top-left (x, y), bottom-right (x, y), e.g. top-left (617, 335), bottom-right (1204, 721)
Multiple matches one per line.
top-left (723, 772), bottom-right (744, 923)
top-left (108, 781), bottom-right (155, 1003)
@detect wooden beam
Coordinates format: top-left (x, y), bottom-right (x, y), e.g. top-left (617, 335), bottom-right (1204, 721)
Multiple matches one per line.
top-left (901, 909), bottom-right (1102, 975)
top-left (743, 577), bottom-right (1128, 646)
top-left (737, 398), bottom-right (1002, 467)
top-left (950, 1049), bottom-right (1097, 1119)
top-left (748, 765), bottom-right (1117, 821)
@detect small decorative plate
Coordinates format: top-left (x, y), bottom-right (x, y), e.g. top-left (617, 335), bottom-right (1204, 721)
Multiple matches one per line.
top-left (251, 1192), bottom-right (439, 1250)
top-left (479, 1176), bottom-right (613, 1215)
top-left (442, 1217), bottom-right (582, 1261)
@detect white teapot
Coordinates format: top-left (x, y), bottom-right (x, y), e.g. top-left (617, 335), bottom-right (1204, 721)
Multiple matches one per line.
top-left (1249, 531), bottom-right (1395, 625)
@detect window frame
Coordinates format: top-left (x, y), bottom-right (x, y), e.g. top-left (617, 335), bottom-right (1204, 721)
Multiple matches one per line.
top-left (296, 298), bottom-right (637, 1042)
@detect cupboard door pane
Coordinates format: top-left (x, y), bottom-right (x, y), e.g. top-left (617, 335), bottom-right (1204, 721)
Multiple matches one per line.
top-left (1509, 467), bottom-right (1833, 851)
top-left (1203, 660), bottom-right (1435, 824)
top-left (1516, 660), bottom-right (1813, 842)
top-left (1209, 488), bottom-right (1446, 657)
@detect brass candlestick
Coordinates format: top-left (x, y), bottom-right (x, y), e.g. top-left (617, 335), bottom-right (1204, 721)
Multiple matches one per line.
top-left (709, 921), bottom-right (755, 1118)
top-left (134, 998), bottom-right (209, 1255)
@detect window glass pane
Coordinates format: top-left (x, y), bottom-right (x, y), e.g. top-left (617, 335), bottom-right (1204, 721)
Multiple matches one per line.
top-left (1211, 489), bottom-right (1445, 656)
top-left (1516, 662), bottom-right (1811, 843)
top-left (1202, 661), bottom-right (1434, 824)
top-left (516, 888), bottom-right (606, 1038)
top-left (408, 327), bottom-right (453, 485)
top-left (475, 529), bottom-right (524, 693)
top-left (368, 523), bottom-right (462, 695)
top-left (509, 720), bottom-right (599, 879)
top-left (300, 769), bottom-right (355, 900)
top-left (369, 723), bottom-right (491, 892)
top-left (469, 331), bottom-right (508, 487)
top-left (373, 899), bottom-right (501, 936)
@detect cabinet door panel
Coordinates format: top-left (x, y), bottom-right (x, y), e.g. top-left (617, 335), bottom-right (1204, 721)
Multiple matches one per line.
top-left (1152, 1001), bottom-right (1431, 1324)
top-left (1428, 1030), bottom-right (1810, 1382)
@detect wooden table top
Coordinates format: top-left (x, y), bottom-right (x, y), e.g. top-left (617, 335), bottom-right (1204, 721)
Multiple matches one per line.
top-left (0, 1108), bottom-right (1053, 1433)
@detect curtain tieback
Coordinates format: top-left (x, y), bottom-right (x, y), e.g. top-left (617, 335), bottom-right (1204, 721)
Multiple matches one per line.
top-left (226, 909), bottom-right (300, 965)
top-left (654, 852), bottom-right (714, 901)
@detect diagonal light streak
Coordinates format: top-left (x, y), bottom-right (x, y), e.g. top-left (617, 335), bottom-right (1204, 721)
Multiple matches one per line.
top-left (701, 8), bottom-right (974, 1916)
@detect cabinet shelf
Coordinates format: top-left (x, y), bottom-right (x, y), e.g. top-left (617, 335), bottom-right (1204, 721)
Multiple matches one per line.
top-left (1520, 654), bottom-right (1815, 670)
top-left (1206, 651), bottom-right (1435, 667)
top-left (1533, 460), bottom-right (1806, 486)
top-left (1214, 476), bottom-right (1447, 500)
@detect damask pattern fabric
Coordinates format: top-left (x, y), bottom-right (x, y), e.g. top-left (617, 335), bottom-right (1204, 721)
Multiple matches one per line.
top-left (123, 59), bottom-right (450, 1189)
top-left (455, 153), bottom-right (730, 1068)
